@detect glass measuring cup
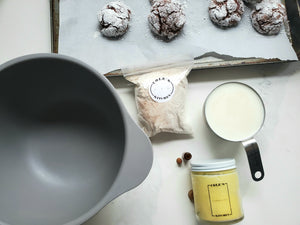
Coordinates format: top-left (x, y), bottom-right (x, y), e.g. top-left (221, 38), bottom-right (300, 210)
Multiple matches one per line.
top-left (204, 82), bottom-right (265, 181)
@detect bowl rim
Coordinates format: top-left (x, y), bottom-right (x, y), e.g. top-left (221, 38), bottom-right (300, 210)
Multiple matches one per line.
top-left (0, 53), bottom-right (130, 225)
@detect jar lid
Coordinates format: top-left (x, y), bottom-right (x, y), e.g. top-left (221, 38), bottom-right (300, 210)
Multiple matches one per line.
top-left (191, 158), bottom-right (236, 172)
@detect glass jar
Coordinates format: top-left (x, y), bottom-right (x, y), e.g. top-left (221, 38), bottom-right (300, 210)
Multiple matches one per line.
top-left (191, 159), bottom-right (244, 222)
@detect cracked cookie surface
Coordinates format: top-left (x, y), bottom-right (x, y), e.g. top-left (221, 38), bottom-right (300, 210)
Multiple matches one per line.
top-left (97, 1), bottom-right (131, 37)
top-left (251, 1), bottom-right (286, 35)
top-left (209, 0), bottom-right (244, 27)
top-left (148, 0), bottom-right (186, 40)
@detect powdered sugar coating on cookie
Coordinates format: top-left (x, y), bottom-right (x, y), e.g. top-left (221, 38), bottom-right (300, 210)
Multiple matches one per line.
top-left (251, 1), bottom-right (286, 35)
top-left (148, 0), bottom-right (186, 40)
top-left (209, 0), bottom-right (244, 27)
top-left (97, 1), bottom-right (131, 37)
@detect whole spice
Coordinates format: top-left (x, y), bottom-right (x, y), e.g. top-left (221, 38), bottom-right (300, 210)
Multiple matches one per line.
top-left (183, 152), bottom-right (192, 161)
top-left (188, 189), bottom-right (194, 203)
top-left (176, 157), bottom-right (183, 166)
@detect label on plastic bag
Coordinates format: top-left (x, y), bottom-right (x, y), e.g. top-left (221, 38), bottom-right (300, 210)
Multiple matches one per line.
top-left (149, 77), bottom-right (175, 103)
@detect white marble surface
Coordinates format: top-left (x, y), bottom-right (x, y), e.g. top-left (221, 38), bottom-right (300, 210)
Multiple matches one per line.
top-left (87, 63), bottom-right (300, 225)
top-left (0, 1), bottom-right (300, 225)
top-left (0, 0), bottom-right (51, 64)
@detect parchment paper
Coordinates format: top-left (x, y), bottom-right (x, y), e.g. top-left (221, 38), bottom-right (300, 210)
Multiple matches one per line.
top-left (59, 0), bottom-right (298, 74)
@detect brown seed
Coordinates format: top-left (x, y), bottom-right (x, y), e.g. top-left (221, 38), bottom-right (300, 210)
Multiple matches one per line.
top-left (188, 189), bottom-right (194, 203)
top-left (176, 157), bottom-right (182, 166)
top-left (183, 152), bottom-right (192, 161)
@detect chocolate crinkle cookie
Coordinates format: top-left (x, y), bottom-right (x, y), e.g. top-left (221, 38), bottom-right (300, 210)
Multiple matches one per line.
top-left (97, 1), bottom-right (131, 37)
top-left (251, 1), bottom-right (286, 35)
top-left (243, 0), bottom-right (262, 5)
top-left (148, 0), bottom-right (186, 40)
top-left (149, 0), bottom-right (164, 5)
top-left (209, 0), bottom-right (245, 27)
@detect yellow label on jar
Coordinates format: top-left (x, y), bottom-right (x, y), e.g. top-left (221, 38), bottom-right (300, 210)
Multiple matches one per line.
top-left (191, 170), bottom-right (243, 222)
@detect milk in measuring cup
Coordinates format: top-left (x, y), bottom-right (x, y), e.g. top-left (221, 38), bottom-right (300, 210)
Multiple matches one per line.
top-left (204, 82), bottom-right (265, 142)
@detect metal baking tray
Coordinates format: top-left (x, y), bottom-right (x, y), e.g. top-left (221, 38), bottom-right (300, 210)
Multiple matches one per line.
top-left (50, 0), bottom-right (300, 76)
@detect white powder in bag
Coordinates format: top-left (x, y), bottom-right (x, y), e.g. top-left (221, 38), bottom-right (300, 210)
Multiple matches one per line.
top-left (125, 66), bottom-right (192, 137)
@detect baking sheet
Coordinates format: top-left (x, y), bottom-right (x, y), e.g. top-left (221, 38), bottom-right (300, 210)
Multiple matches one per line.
top-left (58, 0), bottom-right (298, 75)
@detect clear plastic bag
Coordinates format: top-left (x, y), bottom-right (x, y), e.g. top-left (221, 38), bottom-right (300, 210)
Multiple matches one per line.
top-left (123, 59), bottom-right (194, 137)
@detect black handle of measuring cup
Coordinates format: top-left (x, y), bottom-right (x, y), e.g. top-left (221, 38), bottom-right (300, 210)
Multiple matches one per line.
top-left (242, 138), bottom-right (265, 182)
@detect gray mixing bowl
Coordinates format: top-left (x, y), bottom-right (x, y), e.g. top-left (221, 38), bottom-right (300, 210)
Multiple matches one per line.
top-left (0, 54), bottom-right (153, 225)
